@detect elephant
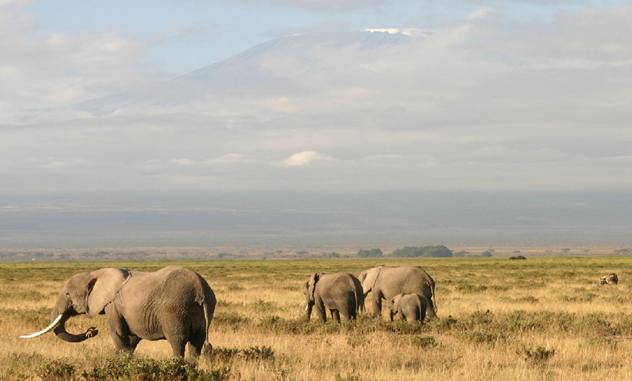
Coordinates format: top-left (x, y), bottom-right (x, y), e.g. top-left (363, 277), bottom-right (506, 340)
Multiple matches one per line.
top-left (359, 266), bottom-right (436, 319)
top-left (20, 266), bottom-right (216, 358)
top-left (388, 293), bottom-right (428, 323)
top-left (303, 272), bottom-right (364, 323)
top-left (600, 273), bottom-right (619, 285)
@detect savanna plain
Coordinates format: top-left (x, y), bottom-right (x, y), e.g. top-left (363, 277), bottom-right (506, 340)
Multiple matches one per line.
top-left (1, 257), bottom-right (632, 380)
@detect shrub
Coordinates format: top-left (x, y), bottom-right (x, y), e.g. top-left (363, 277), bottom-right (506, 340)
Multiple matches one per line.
top-left (205, 346), bottom-right (274, 362)
top-left (357, 248), bottom-right (383, 258)
top-left (392, 245), bottom-right (453, 258)
top-left (80, 356), bottom-right (230, 381)
top-left (335, 372), bottom-right (364, 381)
top-left (213, 312), bottom-right (250, 328)
top-left (408, 336), bottom-right (438, 349)
top-left (253, 299), bottom-right (274, 313)
top-left (241, 346), bottom-right (275, 361)
top-left (509, 255), bottom-right (527, 260)
top-left (517, 346), bottom-right (556, 366)
top-left (38, 360), bottom-right (75, 381)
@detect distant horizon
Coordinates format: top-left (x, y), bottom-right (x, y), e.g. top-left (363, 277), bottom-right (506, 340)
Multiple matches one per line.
top-left (2, 191), bottom-right (631, 248)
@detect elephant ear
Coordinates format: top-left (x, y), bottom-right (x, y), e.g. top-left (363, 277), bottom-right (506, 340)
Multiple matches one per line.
top-left (86, 268), bottom-right (129, 317)
top-left (361, 267), bottom-right (382, 293)
top-left (308, 273), bottom-right (319, 301)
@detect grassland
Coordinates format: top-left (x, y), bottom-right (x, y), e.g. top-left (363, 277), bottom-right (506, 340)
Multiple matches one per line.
top-left (1, 257), bottom-right (632, 380)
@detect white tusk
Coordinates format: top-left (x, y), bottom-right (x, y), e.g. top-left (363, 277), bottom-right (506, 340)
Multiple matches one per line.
top-left (304, 304), bottom-right (309, 312)
top-left (20, 314), bottom-right (63, 339)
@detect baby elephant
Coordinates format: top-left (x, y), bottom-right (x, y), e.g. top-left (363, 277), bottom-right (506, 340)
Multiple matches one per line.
top-left (303, 272), bottom-right (363, 323)
top-left (388, 293), bottom-right (428, 323)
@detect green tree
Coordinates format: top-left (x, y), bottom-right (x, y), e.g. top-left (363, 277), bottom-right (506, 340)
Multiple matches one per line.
top-left (392, 245), bottom-right (453, 258)
top-left (357, 248), bottom-right (384, 258)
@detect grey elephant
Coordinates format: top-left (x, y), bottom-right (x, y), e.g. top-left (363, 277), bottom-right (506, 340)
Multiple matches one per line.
top-left (20, 266), bottom-right (216, 358)
top-left (303, 272), bottom-right (364, 323)
top-left (359, 266), bottom-right (436, 319)
top-left (388, 293), bottom-right (428, 323)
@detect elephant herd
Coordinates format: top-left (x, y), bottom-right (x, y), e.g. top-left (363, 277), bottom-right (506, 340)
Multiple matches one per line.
top-left (20, 265), bottom-right (437, 360)
top-left (303, 266), bottom-right (437, 323)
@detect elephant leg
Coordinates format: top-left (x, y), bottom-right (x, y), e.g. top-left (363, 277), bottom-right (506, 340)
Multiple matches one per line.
top-left (129, 335), bottom-right (142, 352)
top-left (105, 305), bottom-right (134, 353)
top-left (187, 325), bottom-right (206, 359)
top-left (370, 292), bottom-right (383, 317)
top-left (167, 337), bottom-right (187, 357)
top-left (162, 311), bottom-right (191, 357)
top-left (315, 297), bottom-right (327, 322)
top-left (423, 289), bottom-right (437, 319)
top-left (331, 310), bottom-right (341, 323)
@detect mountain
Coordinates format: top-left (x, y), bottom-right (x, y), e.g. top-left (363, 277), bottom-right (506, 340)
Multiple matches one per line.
top-left (79, 30), bottom-right (417, 116)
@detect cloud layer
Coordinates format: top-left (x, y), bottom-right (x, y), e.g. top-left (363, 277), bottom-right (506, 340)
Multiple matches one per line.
top-left (1, 4), bottom-right (631, 194)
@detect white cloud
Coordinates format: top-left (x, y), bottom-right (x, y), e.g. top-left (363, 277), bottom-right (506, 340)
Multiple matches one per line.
top-left (2, 5), bottom-right (632, 194)
top-left (281, 151), bottom-right (320, 167)
top-left (171, 158), bottom-right (196, 166)
top-left (0, 2), bottom-right (150, 122)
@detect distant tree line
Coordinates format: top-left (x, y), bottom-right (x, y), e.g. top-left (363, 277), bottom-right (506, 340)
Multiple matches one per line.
top-left (357, 248), bottom-right (384, 258)
top-left (356, 245), bottom-right (496, 258)
top-left (392, 245), bottom-right (454, 257)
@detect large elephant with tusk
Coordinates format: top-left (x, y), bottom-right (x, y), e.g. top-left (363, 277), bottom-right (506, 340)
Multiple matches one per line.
top-left (20, 266), bottom-right (216, 358)
top-left (359, 266), bottom-right (437, 319)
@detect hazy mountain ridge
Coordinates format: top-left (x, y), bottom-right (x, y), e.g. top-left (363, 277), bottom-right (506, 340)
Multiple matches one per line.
top-left (78, 30), bottom-right (414, 116)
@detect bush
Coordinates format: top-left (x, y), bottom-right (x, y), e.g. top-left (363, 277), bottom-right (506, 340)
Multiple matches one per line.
top-left (241, 346), bottom-right (275, 361)
top-left (517, 346), bottom-right (556, 365)
top-left (38, 360), bottom-right (75, 381)
top-left (81, 356), bottom-right (230, 381)
top-left (335, 372), bottom-right (364, 381)
top-left (253, 299), bottom-right (274, 313)
top-left (408, 336), bottom-right (438, 349)
top-left (357, 248), bottom-right (383, 258)
top-left (213, 312), bottom-right (250, 328)
top-left (392, 245), bottom-right (453, 258)
top-left (509, 255), bottom-right (527, 260)
top-left (205, 346), bottom-right (274, 362)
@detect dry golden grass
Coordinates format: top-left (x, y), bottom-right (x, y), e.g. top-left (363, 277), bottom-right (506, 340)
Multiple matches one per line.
top-left (1, 257), bottom-right (632, 380)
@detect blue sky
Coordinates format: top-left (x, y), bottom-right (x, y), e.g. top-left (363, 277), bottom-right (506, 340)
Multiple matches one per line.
top-left (27, 0), bottom-right (630, 74)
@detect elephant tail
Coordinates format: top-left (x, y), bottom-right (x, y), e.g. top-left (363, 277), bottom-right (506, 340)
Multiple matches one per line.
top-left (430, 277), bottom-right (437, 316)
top-left (196, 275), bottom-right (216, 352)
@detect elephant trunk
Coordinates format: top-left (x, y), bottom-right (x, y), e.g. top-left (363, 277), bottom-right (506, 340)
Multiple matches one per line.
top-left (53, 313), bottom-right (97, 342)
top-left (51, 292), bottom-right (98, 342)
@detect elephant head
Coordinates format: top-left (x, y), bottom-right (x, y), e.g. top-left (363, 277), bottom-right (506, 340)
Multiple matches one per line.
top-left (303, 273), bottom-right (319, 320)
top-left (359, 267), bottom-right (382, 297)
top-left (20, 268), bottom-right (129, 342)
top-left (387, 294), bottom-right (403, 321)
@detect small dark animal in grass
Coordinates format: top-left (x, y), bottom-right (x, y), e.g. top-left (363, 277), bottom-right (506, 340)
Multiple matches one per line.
top-left (600, 273), bottom-right (619, 285)
top-left (20, 266), bottom-right (215, 359)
